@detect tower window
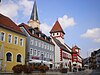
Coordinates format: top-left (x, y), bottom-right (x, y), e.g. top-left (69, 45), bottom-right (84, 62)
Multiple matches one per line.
top-left (53, 33), bottom-right (55, 36)
top-left (57, 33), bottom-right (58, 35)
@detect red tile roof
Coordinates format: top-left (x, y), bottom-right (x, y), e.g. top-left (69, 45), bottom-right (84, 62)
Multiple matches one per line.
top-left (19, 23), bottom-right (54, 45)
top-left (0, 14), bottom-right (22, 33)
top-left (50, 20), bottom-right (65, 34)
top-left (73, 45), bottom-right (80, 50)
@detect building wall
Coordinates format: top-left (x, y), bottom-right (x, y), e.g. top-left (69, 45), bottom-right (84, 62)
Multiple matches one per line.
top-left (51, 32), bottom-right (64, 44)
top-left (28, 20), bottom-right (40, 30)
top-left (20, 27), bottom-right (54, 67)
top-left (0, 27), bottom-right (26, 71)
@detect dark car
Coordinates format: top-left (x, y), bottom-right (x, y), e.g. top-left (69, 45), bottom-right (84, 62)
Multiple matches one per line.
top-left (73, 67), bottom-right (77, 72)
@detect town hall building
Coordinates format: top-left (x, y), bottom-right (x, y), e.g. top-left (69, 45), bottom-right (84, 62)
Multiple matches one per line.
top-left (50, 20), bottom-right (72, 71)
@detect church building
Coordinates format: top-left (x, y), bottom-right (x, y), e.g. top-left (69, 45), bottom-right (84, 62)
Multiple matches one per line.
top-left (19, 0), bottom-right (55, 68)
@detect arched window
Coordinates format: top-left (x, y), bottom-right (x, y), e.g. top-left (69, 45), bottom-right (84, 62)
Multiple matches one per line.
top-left (6, 52), bottom-right (12, 61)
top-left (17, 54), bottom-right (21, 62)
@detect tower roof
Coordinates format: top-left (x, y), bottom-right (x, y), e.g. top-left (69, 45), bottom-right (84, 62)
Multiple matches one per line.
top-left (73, 45), bottom-right (80, 50)
top-left (50, 20), bottom-right (65, 34)
top-left (30, 0), bottom-right (39, 21)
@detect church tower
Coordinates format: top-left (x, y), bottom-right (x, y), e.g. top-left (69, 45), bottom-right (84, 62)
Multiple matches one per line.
top-left (28, 0), bottom-right (40, 29)
top-left (50, 20), bottom-right (65, 44)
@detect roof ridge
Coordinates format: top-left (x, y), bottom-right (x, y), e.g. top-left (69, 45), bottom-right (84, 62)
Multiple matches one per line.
top-left (50, 20), bottom-right (65, 34)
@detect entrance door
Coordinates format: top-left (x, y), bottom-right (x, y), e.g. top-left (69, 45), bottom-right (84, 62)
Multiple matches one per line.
top-left (68, 62), bottom-right (72, 72)
top-left (0, 61), bottom-right (2, 71)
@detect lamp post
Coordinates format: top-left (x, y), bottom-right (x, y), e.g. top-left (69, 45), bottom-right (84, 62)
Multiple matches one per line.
top-left (41, 54), bottom-right (44, 65)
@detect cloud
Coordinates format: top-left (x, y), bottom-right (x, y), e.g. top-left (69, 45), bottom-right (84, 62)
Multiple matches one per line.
top-left (40, 23), bottom-right (52, 36)
top-left (0, 0), bottom-right (33, 19)
top-left (18, 0), bottom-right (33, 16)
top-left (58, 15), bottom-right (76, 29)
top-left (40, 15), bottom-right (76, 36)
top-left (0, 0), bottom-right (19, 19)
top-left (81, 28), bottom-right (100, 43)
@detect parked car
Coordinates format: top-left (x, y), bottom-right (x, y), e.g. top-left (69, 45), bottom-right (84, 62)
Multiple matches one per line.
top-left (73, 67), bottom-right (77, 72)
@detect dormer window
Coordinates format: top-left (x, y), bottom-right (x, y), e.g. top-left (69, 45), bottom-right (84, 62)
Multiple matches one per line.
top-left (45, 36), bottom-right (46, 40)
top-left (39, 34), bottom-right (41, 37)
top-left (32, 30), bottom-right (34, 34)
top-left (50, 38), bottom-right (52, 42)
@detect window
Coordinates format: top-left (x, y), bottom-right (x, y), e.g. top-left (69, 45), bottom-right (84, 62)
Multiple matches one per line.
top-left (39, 34), bottom-right (41, 37)
top-left (52, 46), bottom-right (54, 51)
top-left (30, 48), bottom-right (33, 55)
top-left (0, 32), bottom-right (5, 41)
top-left (46, 53), bottom-right (49, 58)
top-left (6, 52), bottom-right (12, 61)
top-left (42, 41), bottom-right (44, 48)
top-left (38, 40), bottom-right (41, 47)
top-left (8, 34), bottom-right (12, 43)
top-left (34, 38), bottom-right (37, 46)
top-left (50, 45), bottom-right (52, 51)
top-left (37, 50), bottom-right (40, 56)
top-left (17, 54), bottom-right (21, 62)
top-left (49, 54), bottom-right (51, 59)
top-left (20, 38), bottom-right (23, 46)
top-left (57, 33), bottom-right (58, 35)
top-left (33, 49), bottom-right (37, 56)
top-left (30, 38), bottom-right (33, 45)
top-left (53, 33), bottom-right (55, 36)
top-left (14, 36), bottom-right (18, 45)
top-left (73, 56), bottom-right (77, 59)
top-left (32, 30), bottom-right (34, 34)
top-left (44, 43), bottom-right (46, 49)
top-left (44, 52), bottom-right (46, 58)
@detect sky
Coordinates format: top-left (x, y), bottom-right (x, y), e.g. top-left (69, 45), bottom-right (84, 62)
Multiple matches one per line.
top-left (0, 0), bottom-right (100, 58)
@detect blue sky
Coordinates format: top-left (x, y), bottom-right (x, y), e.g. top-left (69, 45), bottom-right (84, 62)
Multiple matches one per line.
top-left (0, 0), bottom-right (100, 58)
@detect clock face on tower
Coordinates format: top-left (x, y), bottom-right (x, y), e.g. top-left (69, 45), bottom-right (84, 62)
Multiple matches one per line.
top-left (76, 49), bottom-right (78, 52)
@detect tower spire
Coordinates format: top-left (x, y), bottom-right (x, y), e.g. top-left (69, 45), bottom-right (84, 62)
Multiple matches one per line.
top-left (28, 0), bottom-right (40, 30)
top-left (30, 0), bottom-right (39, 21)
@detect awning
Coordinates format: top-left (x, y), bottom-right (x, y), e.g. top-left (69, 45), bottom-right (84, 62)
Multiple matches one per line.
top-left (73, 62), bottom-right (77, 64)
top-left (43, 61), bottom-right (53, 64)
top-left (29, 59), bottom-right (41, 63)
top-left (29, 59), bottom-right (53, 64)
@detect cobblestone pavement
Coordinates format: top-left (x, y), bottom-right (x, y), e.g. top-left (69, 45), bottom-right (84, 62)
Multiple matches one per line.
top-left (90, 69), bottom-right (100, 75)
top-left (0, 69), bottom-right (93, 75)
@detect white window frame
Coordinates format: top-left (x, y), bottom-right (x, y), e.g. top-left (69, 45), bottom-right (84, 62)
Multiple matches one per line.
top-left (6, 51), bottom-right (13, 62)
top-left (38, 40), bottom-right (41, 47)
top-left (35, 38), bottom-right (37, 46)
top-left (0, 31), bottom-right (5, 41)
top-left (42, 41), bottom-right (44, 48)
top-left (30, 38), bottom-right (34, 45)
top-left (34, 49), bottom-right (37, 56)
top-left (16, 53), bottom-right (22, 63)
top-left (37, 50), bottom-right (40, 56)
top-left (14, 36), bottom-right (18, 45)
top-left (8, 34), bottom-right (12, 44)
top-left (30, 48), bottom-right (33, 55)
top-left (49, 54), bottom-right (51, 59)
top-left (20, 38), bottom-right (23, 46)
top-left (46, 53), bottom-right (49, 58)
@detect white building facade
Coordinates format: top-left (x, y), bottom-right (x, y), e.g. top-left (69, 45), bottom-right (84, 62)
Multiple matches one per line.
top-left (50, 20), bottom-right (72, 71)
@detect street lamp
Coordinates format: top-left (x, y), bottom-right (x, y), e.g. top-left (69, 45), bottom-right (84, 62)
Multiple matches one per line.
top-left (41, 54), bottom-right (44, 65)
